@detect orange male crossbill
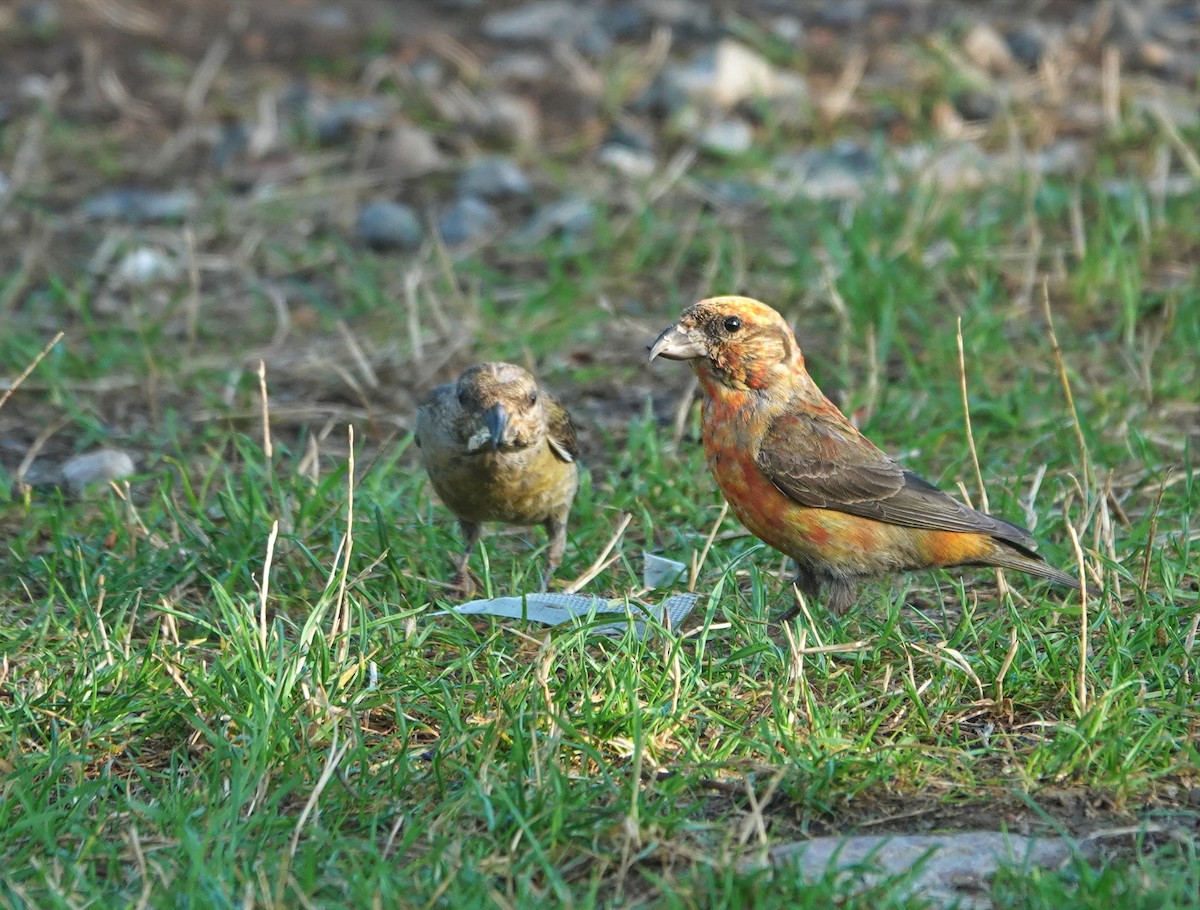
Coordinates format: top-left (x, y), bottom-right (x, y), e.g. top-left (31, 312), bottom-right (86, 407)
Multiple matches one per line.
top-left (649, 296), bottom-right (1083, 616)
top-left (416, 362), bottom-right (579, 592)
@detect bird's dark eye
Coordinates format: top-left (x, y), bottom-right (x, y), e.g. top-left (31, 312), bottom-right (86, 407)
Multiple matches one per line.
top-left (457, 388), bottom-right (468, 406)
top-left (723, 315), bottom-right (742, 332)
top-left (529, 389), bottom-right (539, 405)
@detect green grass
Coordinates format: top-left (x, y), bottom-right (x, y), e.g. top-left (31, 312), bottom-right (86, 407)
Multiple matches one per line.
top-left (2, 46), bottom-right (1199, 910)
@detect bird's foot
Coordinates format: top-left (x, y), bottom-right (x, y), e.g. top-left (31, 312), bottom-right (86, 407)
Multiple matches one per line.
top-left (448, 569), bottom-right (482, 601)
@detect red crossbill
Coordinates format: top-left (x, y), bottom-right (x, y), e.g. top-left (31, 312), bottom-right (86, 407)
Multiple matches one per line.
top-left (649, 296), bottom-right (1083, 616)
top-left (416, 362), bottom-right (579, 592)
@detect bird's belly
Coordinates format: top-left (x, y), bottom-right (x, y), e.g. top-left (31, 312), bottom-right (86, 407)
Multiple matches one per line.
top-left (426, 447), bottom-right (577, 526)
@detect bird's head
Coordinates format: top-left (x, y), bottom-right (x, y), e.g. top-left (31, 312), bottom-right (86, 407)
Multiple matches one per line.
top-left (454, 362), bottom-right (546, 453)
top-left (648, 296), bottom-right (803, 393)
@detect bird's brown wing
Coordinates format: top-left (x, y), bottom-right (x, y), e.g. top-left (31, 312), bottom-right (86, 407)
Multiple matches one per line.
top-left (543, 391), bottom-right (580, 463)
top-left (757, 409), bottom-right (1037, 552)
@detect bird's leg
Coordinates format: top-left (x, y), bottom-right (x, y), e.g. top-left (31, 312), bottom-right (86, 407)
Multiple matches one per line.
top-left (777, 564), bottom-right (823, 622)
top-left (450, 520), bottom-right (482, 597)
top-left (824, 577), bottom-right (857, 616)
top-left (540, 514), bottom-right (568, 590)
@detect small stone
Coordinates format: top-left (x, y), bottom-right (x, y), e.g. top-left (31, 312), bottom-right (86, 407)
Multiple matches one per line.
top-left (605, 123), bottom-right (655, 153)
top-left (18, 1), bottom-right (60, 34)
top-left (598, 4), bottom-right (645, 38)
top-left (114, 247), bottom-right (179, 285)
top-left (963, 23), bottom-right (1015, 73)
top-left (1031, 139), bottom-right (1088, 177)
top-left (762, 833), bottom-right (1073, 907)
top-left (82, 188), bottom-right (197, 222)
top-left (696, 117), bottom-right (753, 156)
top-left (771, 17), bottom-right (804, 43)
top-left (312, 97), bottom-right (392, 144)
top-left (437, 196), bottom-right (501, 246)
top-left (1136, 40), bottom-right (1175, 72)
top-left (278, 80), bottom-right (312, 117)
top-left (435, 90), bottom-right (540, 148)
top-left (666, 39), bottom-right (786, 108)
top-left (482, 1), bottom-right (589, 41)
top-left (458, 156), bottom-right (533, 200)
top-left (811, 1), bottom-right (868, 27)
top-left (409, 57), bottom-right (445, 88)
top-left (771, 140), bottom-right (885, 200)
top-left (597, 143), bottom-right (656, 178)
top-left (633, 72), bottom-right (690, 117)
top-left (386, 124), bottom-right (445, 176)
top-left (489, 52), bottom-right (552, 83)
top-left (61, 449), bottom-right (136, 495)
top-left (574, 24), bottom-right (612, 58)
top-left (211, 121), bottom-right (248, 172)
top-left (17, 74), bottom-right (55, 100)
top-left (518, 196), bottom-right (595, 243)
top-left (306, 5), bottom-right (351, 30)
top-left (354, 201), bottom-right (423, 250)
top-left (954, 90), bottom-right (998, 121)
top-left (1004, 28), bottom-right (1046, 69)
top-left (700, 179), bottom-right (761, 208)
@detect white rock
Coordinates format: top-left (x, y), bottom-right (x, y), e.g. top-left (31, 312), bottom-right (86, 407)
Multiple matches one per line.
top-left (708, 39), bottom-right (783, 107)
top-left (61, 449), bottom-right (136, 494)
top-left (597, 143), bottom-right (656, 178)
top-left (963, 23), bottom-right (1015, 73)
top-left (697, 118), bottom-right (753, 156)
top-left (114, 247), bottom-right (179, 285)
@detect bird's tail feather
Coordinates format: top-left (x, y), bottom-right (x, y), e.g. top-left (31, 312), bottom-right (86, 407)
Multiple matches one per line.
top-left (987, 547), bottom-right (1098, 596)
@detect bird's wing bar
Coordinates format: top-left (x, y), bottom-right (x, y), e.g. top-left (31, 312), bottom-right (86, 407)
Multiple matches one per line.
top-left (544, 392), bottom-right (581, 463)
top-left (757, 411), bottom-right (1038, 552)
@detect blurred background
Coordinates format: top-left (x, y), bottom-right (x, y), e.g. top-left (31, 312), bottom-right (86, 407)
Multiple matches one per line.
top-left (0, 0), bottom-right (1196, 482)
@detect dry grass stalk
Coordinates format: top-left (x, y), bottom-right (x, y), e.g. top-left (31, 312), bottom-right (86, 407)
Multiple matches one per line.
top-left (565, 512), bottom-right (632, 594)
top-left (0, 331), bottom-right (64, 414)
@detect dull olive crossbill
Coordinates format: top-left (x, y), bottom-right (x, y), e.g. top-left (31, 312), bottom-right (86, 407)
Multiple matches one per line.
top-left (649, 296), bottom-right (1083, 617)
top-left (416, 362), bottom-right (579, 593)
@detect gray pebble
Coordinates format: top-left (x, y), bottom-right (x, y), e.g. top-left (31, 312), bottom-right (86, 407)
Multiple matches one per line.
top-left (771, 140), bottom-right (883, 200)
top-left (438, 196), bottom-right (502, 246)
top-left (18, 0), bottom-right (60, 34)
top-left (355, 201), bottom-right (423, 250)
top-left (1004, 28), bottom-right (1046, 69)
top-left (313, 98), bottom-right (392, 144)
top-left (458, 156), bottom-right (533, 199)
top-left (483, 1), bottom-right (589, 42)
top-left (82, 188), bottom-right (197, 222)
top-left (519, 196), bottom-right (595, 243)
top-left (762, 832), bottom-right (1074, 909)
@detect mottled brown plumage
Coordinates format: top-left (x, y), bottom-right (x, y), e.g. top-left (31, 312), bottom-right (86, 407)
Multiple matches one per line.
top-left (649, 296), bottom-right (1084, 616)
top-left (415, 362), bottom-right (579, 593)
